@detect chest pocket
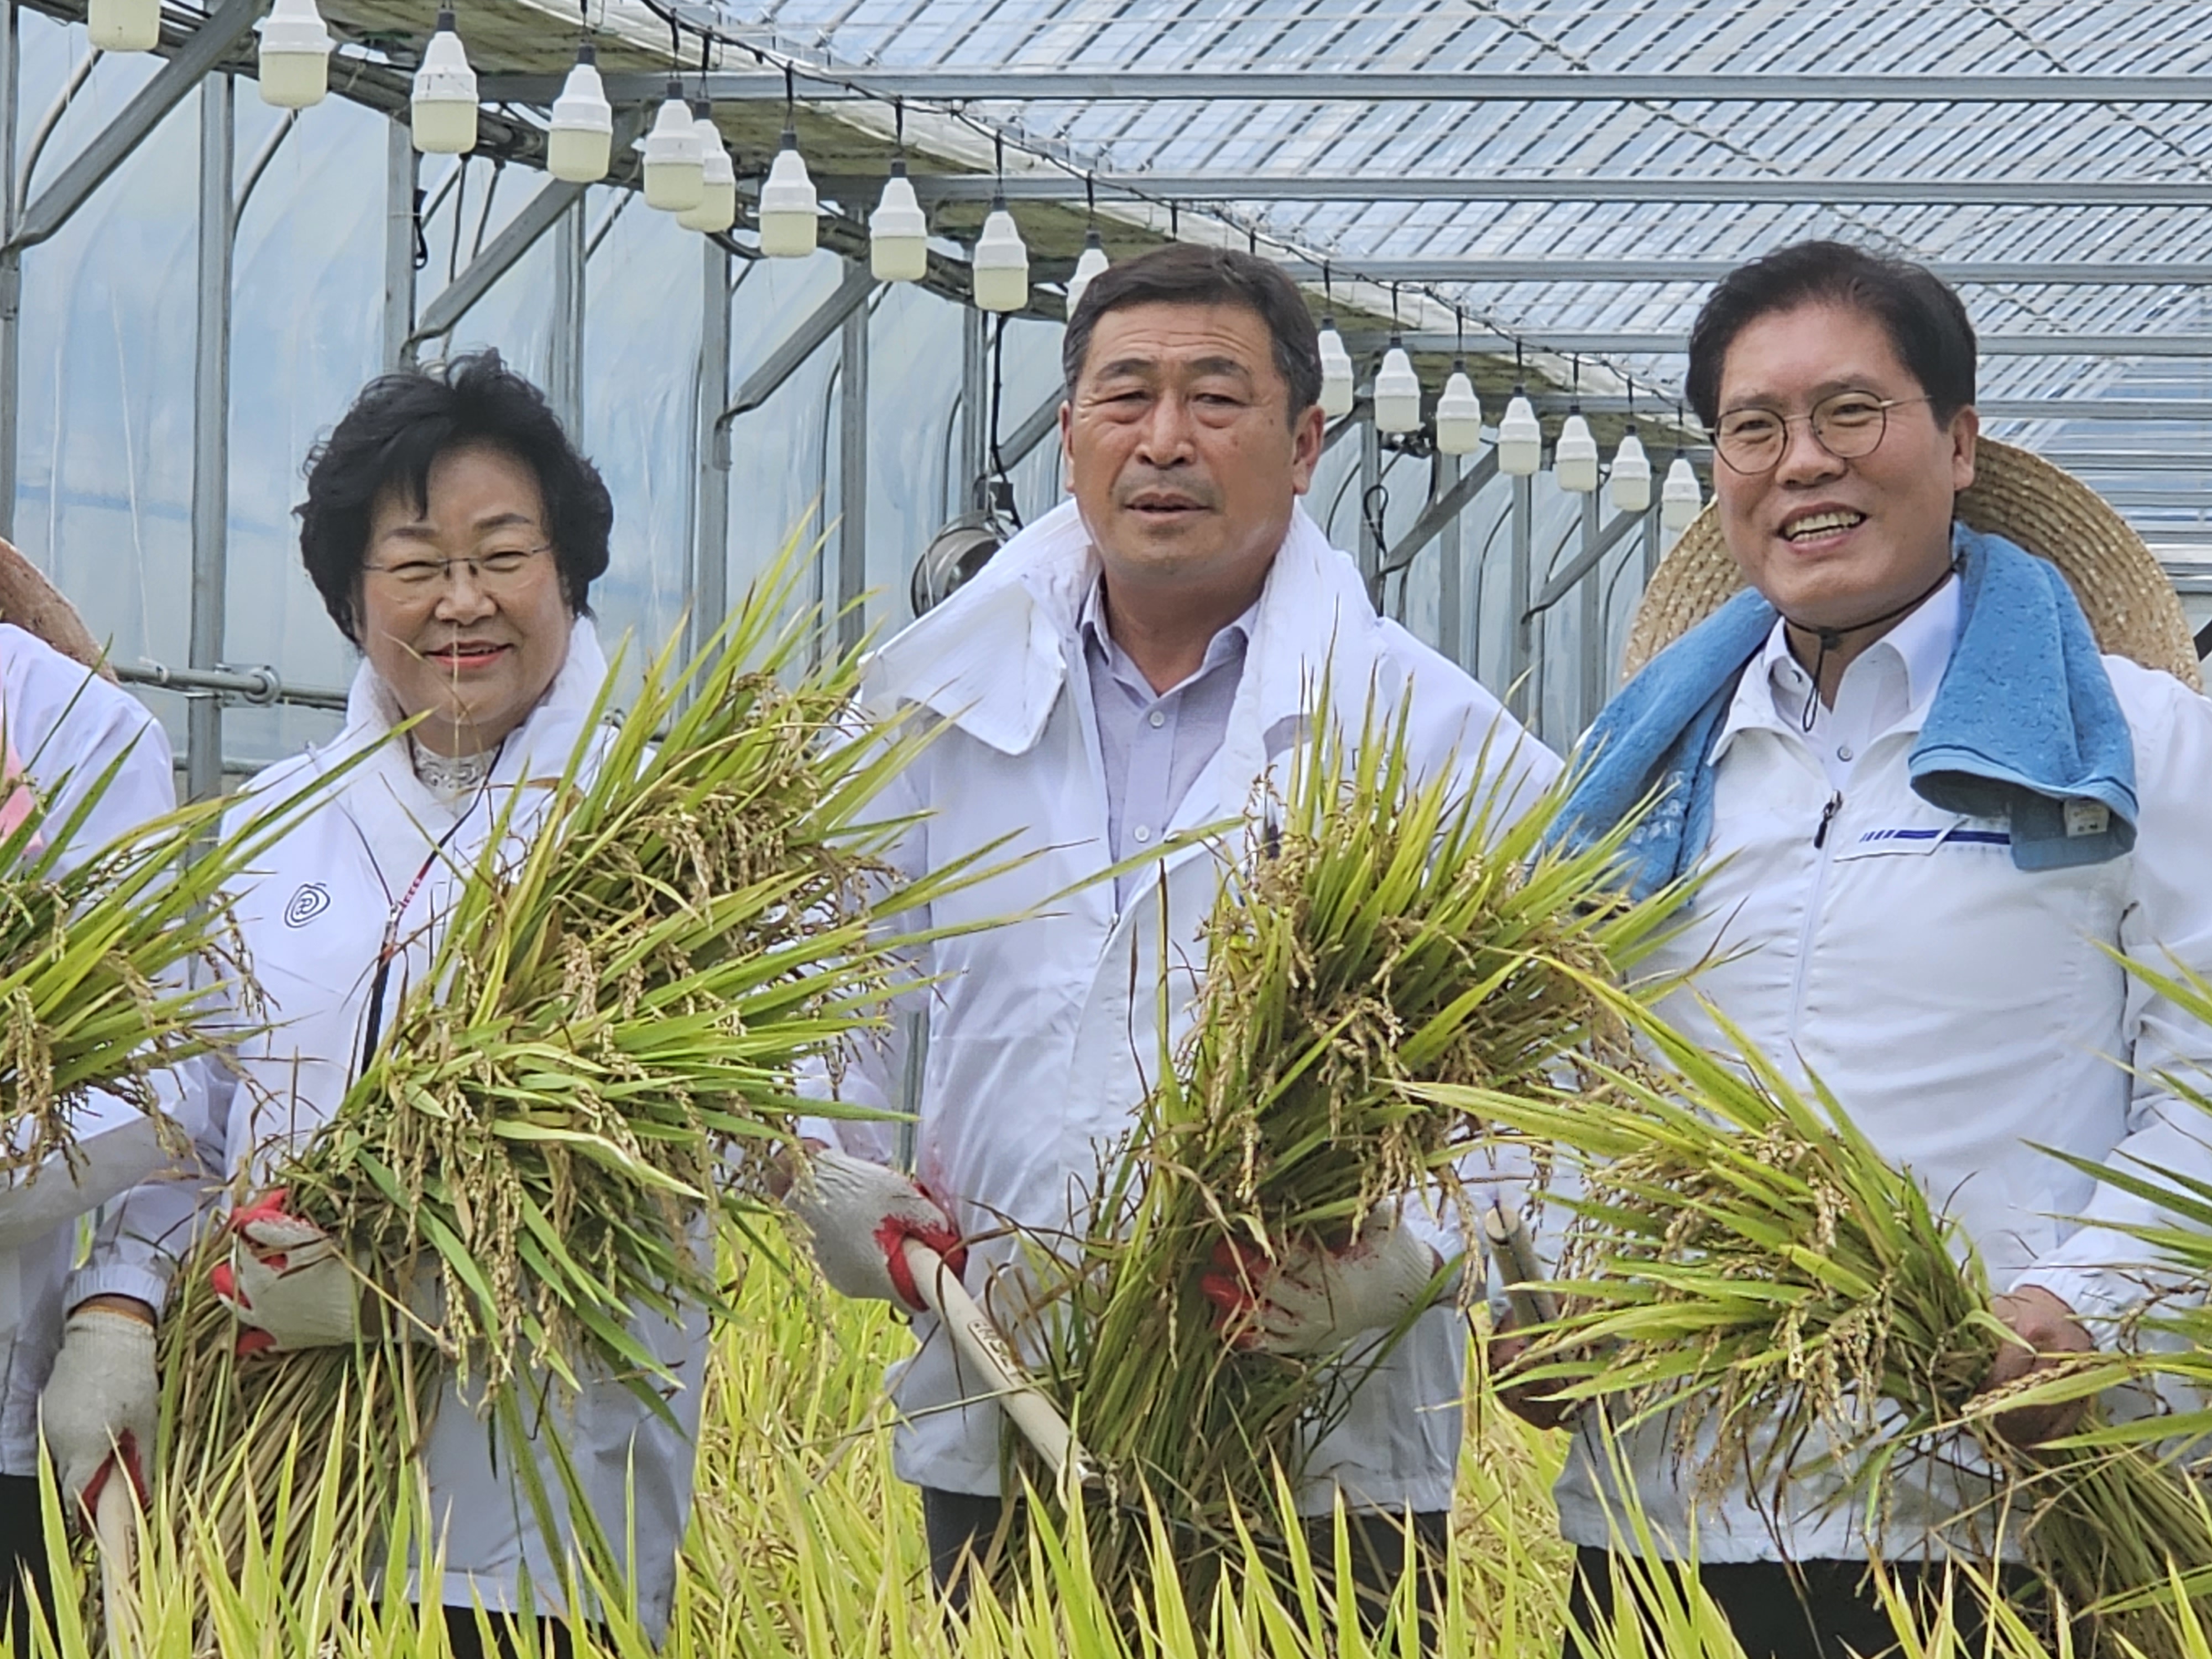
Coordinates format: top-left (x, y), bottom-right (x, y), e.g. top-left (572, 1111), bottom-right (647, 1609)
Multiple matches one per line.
top-left (1819, 798), bottom-right (2116, 1024)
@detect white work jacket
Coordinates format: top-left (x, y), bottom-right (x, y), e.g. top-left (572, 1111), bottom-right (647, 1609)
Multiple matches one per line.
top-left (1553, 608), bottom-right (2212, 1563)
top-left (0, 626), bottom-right (183, 1475)
top-left (94, 620), bottom-right (706, 1638)
top-left (820, 500), bottom-right (1561, 1513)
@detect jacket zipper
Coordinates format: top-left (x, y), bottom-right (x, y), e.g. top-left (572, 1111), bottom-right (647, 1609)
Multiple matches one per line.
top-left (1812, 791), bottom-right (1843, 849)
top-left (1789, 791), bottom-right (1844, 1047)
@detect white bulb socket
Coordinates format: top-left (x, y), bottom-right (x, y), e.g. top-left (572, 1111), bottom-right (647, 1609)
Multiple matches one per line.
top-left (972, 199), bottom-right (1029, 313)
top-left (1373, 342), bottom-right (1422, 435)
top-left (1433, 366), bottom-right (1483, 456)
top-left (1661, 455), bottom-right (1704, 533)
top-left (1317, 321), bottom-right (1355, 419)
top-left (870, 159), bottom-right (929, 283)
top-left (1067, 231), bottom-right (1109, 320)
top-left (1555, 411), bottom-right (1600, 493)
top-left (256, 0), bottom-right (331, 108)
top-left (1497, 392), bottom-right (1542, 477)
top-left (1610, 430), bottom-right (1653, 514)
top-left (410, 12), bottom-right (477, 155)
top-left (678, 114), bottom-right (737, 233)
top-left (546, 50), bottom-right (613, 183)
top-left (88, 0), bottom-right (160, 54)
top-left (641, 90), bottom-right (703, 211)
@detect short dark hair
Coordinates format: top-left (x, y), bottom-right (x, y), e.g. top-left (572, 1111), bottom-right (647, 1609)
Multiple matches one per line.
top-left (1061, 244), bottom-right (1322, 421)
top-left (1685, 240), bottom-right (1977, 429)
top-left (297, 351), bottom-right (612, 645)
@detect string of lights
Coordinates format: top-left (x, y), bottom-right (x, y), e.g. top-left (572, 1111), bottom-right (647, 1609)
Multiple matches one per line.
top-left (85, 0), bottom-right (1708, 507)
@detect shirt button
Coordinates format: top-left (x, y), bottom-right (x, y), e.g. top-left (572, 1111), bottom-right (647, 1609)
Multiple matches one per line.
top-left (1148, 710), bottom-right (1166, 728)
top-left (1837, 744), bottom-right (1854, 763)
top-left (1133, 826), bottom-right (1154, 845)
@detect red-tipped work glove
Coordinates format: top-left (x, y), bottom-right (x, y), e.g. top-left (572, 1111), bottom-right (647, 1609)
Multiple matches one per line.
top-left (1201, 1212), bottom-right (1444, 1357)
top-left (211, 1188), bottom-right (361, 1355)
top-left (39, 1301), bottom-right (156, 1519)
top-left (785, 1149), bottom-right (967, 1312)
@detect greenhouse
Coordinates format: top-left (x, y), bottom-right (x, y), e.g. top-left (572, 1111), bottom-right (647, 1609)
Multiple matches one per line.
top-left (7, 0), bottom-right (2212, 1656)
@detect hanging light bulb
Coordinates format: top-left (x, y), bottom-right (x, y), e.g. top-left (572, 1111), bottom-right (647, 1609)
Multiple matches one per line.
top-left (1610, 427), bottom-right (1653, 513)
top-left (1556, 411), bottom-right (1599, 493)
top-left (545, 43), bottom-right (612, 182)
top-left (88, 0), bottom-right (160, 54)
top-left (1067, 229), bottom-right (1110, 320)
top-left (972, 193), bottom-right (1029, 312)
top-left (1554, 356), bottom-right (1598, 493)
top-left (1317, 317), bottom-right (1355, 419)
top-left (410, 9), bottom-right (478, 155)
top-left (870, 156), bottom-right (929, 282)
top-left (1661, 453), bottom-right (1704, 532)
top-left (1373, 335), bottom-right (1421, 435)
top-left (1498, 386), bottom-right (1542, 477)
top-left (757, 129), bottom-right (819, 257)
top-left (1434, 359), bottom-right (1483, 456)
top-left (679, 107), bottom-right (737, 234)
top-left (640, 81), bottom-right (704, 211)
top-left (256, 0), bottom-right (332, 108)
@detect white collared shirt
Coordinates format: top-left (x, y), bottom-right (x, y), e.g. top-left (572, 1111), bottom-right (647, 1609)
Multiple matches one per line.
top-left (1756, 577), bottom-right (1960, 792)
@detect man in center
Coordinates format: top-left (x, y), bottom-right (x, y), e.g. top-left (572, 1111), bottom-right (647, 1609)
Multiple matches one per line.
top-left (789, 243), bottom-right (1558, 1614)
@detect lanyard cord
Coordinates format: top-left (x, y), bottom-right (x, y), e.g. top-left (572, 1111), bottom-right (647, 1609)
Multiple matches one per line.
top-left (1782, 554), bottom-right (1960, 734)
top-left (348, 735), bottom-right (509, 1078)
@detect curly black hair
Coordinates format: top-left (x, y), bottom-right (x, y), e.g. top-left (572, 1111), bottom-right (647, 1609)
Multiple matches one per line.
top-left (296, 351), bottom-right (612, 645)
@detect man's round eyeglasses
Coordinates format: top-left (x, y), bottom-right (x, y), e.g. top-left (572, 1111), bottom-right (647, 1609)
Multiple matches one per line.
top-left (363, 545), bottom-right (550, 595)
top-left (1713, 393), bottom-right (1930, 476)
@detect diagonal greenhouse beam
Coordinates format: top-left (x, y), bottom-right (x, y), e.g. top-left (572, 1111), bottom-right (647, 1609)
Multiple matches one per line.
top-left (1000, 388), bottom-right (1063, 468)
top-left (1527, 508), bottom-right (1645, 619)
top-left (1380, 448), bottom-right (1500, 580)
top-left (485, 71), bottom-right (2212, 106)
top-left (715, 260), bottom-right (878, 436)
top-left (8, 0), bottom-right (263, 252)
top-left (409, 114), bottom-right (641, 349)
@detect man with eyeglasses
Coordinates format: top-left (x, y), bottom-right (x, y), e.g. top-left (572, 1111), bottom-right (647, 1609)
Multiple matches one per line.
top-left (1500, 241), bottom-right (2212, 1658)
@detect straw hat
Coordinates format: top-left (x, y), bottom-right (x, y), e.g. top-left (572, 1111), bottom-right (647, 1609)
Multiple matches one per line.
top-left (1619, 438), bottom-right (2201, 692)
top-left (0, 538), bottom-right (114, 681)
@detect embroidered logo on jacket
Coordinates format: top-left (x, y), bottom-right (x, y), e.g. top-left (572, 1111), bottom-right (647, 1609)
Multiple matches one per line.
top-left (283, 883), bottom-right (333, 928)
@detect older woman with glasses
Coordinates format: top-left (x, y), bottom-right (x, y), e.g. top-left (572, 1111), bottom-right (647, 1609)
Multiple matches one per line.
top-left (84, 352), bottom-right (706, 1659)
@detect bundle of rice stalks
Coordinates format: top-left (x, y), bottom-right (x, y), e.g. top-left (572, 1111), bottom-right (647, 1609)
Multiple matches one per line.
top-left (0, 730), bottom-right (336, 1175)
top-left (157, 555), bottom-right (988, 1617)
top-left (1026, 698), bottom-right (1683, 1615)
top-left (1441, 998), bottom-right (2212, 1658)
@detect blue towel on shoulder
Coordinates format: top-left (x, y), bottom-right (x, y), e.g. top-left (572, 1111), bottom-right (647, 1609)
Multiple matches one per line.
top-left (1561, 525), bottom-right (2137, 899)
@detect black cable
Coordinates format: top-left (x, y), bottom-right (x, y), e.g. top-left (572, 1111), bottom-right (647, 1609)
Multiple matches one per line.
top-left (612, 0), bottom-right (1696, 422)
top-left (988, 315), bottom-right (1024, 530)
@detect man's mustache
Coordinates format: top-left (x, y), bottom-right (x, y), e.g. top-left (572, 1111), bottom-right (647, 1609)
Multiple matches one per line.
top-left (1113, 473), bottom-right (1218, 510)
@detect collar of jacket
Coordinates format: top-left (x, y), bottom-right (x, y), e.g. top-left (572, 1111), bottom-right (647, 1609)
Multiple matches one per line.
top-left (316, 615), bottom-right (613, 817)
top-left (862, 498), bottom-right (1375, 760)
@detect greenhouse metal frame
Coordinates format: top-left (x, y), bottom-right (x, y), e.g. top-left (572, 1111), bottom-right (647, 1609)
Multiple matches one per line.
top-left (6, 0), bottom-right (2212, 799)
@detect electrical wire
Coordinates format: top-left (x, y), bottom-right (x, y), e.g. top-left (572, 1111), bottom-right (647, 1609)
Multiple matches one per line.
top-left (605, 0), bottom-right (1695, 424)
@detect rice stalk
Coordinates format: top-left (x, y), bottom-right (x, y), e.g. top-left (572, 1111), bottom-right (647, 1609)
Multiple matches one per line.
top-left (157, 533), bottom-right (1001, 1624)
top-left (1439, 992), bottom-right (2212, 1659)
top-left (1026, 693), bottom-right (1686, 1617)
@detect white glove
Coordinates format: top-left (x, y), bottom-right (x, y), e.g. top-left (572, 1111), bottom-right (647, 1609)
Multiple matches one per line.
top-left (40, 1304), bottom-right (157, 1514)
top-left (1201, 1211), bottom-right (1445, 1357)
top-left (785, 1148), bottom-right (967, 1311)
top-left (211, 1188), bottom-right (361, 1354)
